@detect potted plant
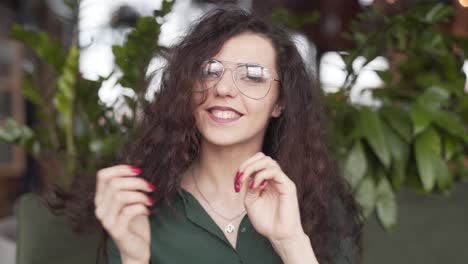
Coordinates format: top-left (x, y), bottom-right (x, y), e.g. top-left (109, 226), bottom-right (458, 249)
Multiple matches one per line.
top-left (325, 2), bottom-right (468, 230)
top-left (0, 1), bottom-right (174, 263)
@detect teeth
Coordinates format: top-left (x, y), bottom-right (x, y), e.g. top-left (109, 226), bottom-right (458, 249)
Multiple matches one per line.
top-left (211, 110), bottom-right (240, 119)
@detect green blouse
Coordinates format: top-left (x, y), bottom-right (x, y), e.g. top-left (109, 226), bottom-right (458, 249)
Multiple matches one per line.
top-left (107, 188), bottom-right (356, 264)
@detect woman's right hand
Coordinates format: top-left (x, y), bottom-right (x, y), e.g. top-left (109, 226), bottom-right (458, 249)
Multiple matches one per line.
top-left (94, 165), bottom-right (155, 263)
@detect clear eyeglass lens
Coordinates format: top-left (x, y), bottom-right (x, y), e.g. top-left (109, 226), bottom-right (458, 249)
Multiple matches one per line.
top-left (199, 60), bottom-right (272, 99)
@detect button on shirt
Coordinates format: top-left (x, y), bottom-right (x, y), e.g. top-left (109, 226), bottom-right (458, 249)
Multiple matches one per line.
top-left (107, 188), bottom-right (357, 264)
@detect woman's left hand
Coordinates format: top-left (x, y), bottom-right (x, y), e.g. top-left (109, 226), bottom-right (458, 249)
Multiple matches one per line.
top-left (236, 152), bottom-right (305, 242)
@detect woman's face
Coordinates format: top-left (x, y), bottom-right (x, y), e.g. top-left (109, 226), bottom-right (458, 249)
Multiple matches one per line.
top-left (193, 32), bottom-right (282, 148)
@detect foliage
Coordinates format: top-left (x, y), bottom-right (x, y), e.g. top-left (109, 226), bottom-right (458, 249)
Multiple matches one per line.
top-left (270, 7), bottom-right (320, 29)
top-left (326, 2), bottom-right (468, 230)
top-left (0, 0), bottom-right (174, 187)
top-left (1, 0), bottom-right (467, 232)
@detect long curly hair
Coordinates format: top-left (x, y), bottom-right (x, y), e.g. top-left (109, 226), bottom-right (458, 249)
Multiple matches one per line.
top-left (45, 6), bottom-right (363, 264)
top-left (124, 7), bottom-right (363, 263)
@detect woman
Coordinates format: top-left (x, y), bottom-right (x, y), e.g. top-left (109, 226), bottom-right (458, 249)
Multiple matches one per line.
top-left (94, 7), bottom-right (363, 264)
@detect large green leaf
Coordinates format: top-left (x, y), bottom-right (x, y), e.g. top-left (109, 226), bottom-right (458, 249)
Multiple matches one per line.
top-left (414, 127), bottom-right (441, 192)
top-left (53, 45), bottom-right (79, 171)
top-left (423, 3), bottom-right (454, 23)
top-left (383, 122), bottom-right (409, 189)
top-left (354, 176), bottom-right (377, 218)
top-left (153, 0), bottom-right (175, 18)
top-left (381, 107), bottom-right (412, 143)
top-left (113, 16), bottom-right (163, 91)
top-left (0, 118), bottom-right (40, 155)
top-left (376, 177), bottom-right (397, 230)
top-left (434, 157), bottom-right (453, 193)
top-left (54, 46), bottom-right (79, 117)
top-left (443, 136), bottom-right (462, 161)
top-left (432, 111), bottom-right (468, 143)
top-left (417, 86), bottom-right (450, 111)
top-left (344, 140), bottom-right (367, 189)
top-left (359, 108), bottom-right (391, 169)
top-left (410, 103), bottom-right (432, 136)
top-left (11, 24), bottom-right (65, 72)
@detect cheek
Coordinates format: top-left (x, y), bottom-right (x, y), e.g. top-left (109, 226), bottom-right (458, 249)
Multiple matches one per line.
top-left (246, 93), bottom-right (280, 119)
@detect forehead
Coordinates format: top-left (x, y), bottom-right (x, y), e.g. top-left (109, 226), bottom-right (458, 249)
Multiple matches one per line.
top-left (213, 33), bottom-right (276, 70)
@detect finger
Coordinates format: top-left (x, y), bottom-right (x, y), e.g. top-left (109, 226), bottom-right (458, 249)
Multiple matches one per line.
top-left (100, 190), bottom-right (153, 228)
top-left (238, 152), bottom-right (266, 173)
top-left (108, 177), bottom-right (155, 193)
top-left (115, 204), bottom-right (150, 242)
top-left (234, 153), bottom-right (267, 192)
top-left (95, 165), bottom-right (142, 204)
top-left (96, 175), bottom-right (152, 219)
top-left (247, 167), bottom-right (290, 192)
top-left (239, 156), bottom-right (281, 188)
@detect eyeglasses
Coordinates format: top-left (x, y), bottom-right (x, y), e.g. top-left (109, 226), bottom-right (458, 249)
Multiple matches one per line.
top-left (195, 59), bottom-right (280, 100)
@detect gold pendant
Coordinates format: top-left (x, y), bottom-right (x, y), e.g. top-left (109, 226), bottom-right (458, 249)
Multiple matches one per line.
top-left (225, 224), bottom-right (235, 233)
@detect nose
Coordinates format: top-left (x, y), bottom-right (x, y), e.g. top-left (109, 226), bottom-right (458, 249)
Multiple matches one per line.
top-left (214, 68), bottom-right (238, 98)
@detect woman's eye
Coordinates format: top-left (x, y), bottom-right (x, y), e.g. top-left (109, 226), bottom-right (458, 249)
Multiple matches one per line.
top-left (203, 69), bottom-right (221, 77)
top-left (246, 74), bottom-right (263, 82)
top-left (242, 66), bottom-right (266, 83)
top-left (202, 62), bottom-right (223, 78)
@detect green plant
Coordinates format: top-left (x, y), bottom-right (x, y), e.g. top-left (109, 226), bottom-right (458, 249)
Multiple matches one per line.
top-left (326, 2), bottom-right (468, 230)
top-left (0, 0), bottom-right (174, 188)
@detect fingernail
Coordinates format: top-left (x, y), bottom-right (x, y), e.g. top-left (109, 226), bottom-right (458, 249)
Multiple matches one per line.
top-left (235, 183), bottom-right (240, 193)
top-left (148, 197), bottom-right (154, 205)
top-left (148, 183), bottom-right (156, 191)
top-left (249, 180), bottom-right (254, 189)
top-left (130, 166), bottom-right (142, 174)
top-left (260, 180), bottom-right (266, 187)
top-left (235, 170), bottom-right (242, 183)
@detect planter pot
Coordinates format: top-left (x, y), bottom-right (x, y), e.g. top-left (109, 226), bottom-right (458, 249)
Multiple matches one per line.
top-left (16, 193), bottom-right (101, 264)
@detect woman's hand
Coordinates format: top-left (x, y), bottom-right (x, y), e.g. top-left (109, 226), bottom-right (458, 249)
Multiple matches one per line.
top-left (94, 165), bottom-right (155, 263)
top-left (236, 153), bottom-right (318, 263)
top-left (236, 152), bottom-right (303, 241)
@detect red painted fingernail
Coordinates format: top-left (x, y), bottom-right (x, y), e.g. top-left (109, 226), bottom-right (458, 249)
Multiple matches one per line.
top-left (148, 197), bottom-right (154, 204)
top-left (260, 180), bottom-right (266, 187)
top-left (249, 180), bottom-right (254, 189)
top-left (130, 166), bottom-right (142, 174)
top-left (235, 183), bottom-right (240, 193)
top-left (148, 183), bottom-right (156, 191)
top-left (235, 171), bottom-right (243, 183)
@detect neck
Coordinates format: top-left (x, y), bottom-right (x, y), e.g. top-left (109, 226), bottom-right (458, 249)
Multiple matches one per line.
top-left (190, 138), bottom-right (262, 208)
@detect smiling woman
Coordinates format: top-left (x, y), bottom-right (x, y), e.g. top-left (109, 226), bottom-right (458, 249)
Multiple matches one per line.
top-left (93, 7), bottom-right (363, 264)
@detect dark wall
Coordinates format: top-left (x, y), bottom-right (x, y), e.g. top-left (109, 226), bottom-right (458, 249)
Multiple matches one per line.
top-left (363, 182), bottom-right (468, 264)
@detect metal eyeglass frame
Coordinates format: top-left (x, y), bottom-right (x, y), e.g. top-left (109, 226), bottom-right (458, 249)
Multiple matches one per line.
top-left (199, 59), bottom-right (281, 100)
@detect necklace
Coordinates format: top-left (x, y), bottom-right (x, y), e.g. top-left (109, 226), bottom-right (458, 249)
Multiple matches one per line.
top-left (192, 169), bottom-right (246, 234)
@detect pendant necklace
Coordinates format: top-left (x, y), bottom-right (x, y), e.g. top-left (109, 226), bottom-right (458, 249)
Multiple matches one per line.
top-left (192, 169), bottom-right (246, 234)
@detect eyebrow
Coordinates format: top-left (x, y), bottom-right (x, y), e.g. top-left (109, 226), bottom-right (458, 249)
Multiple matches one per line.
top-left (212, 58), bottom-right (266, 68)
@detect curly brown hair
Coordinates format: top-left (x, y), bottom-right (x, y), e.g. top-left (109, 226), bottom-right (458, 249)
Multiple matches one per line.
top-left (125, 7), bottom-right (363, 263)
top-left (45, 6), bottom-right (363, 264)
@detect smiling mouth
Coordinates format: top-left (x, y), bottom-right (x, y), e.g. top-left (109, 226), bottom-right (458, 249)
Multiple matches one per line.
top-left (206, 109), bottom-right (243, 123)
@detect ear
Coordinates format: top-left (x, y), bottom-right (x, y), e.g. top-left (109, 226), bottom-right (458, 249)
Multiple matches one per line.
top-left (271, 102), bottom-right (284, 118)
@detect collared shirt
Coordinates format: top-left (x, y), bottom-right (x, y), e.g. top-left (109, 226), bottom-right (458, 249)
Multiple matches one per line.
top-left (107, 188), bottom-right (356, 264)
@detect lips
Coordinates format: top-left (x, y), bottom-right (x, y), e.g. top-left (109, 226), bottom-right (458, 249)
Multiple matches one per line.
top-left (206, 106), bottom-right (244, 116)
top-left (205, 105), bottom-right (244, 123)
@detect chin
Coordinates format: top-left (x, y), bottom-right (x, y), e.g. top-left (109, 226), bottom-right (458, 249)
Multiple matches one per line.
top-left (202, 133), bottom-right (246, 147)
top-left (199, 128), bottom-right (265, 149)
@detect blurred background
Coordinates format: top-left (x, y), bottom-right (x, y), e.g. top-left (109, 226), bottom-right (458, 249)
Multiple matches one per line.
top-left (0, 0), bottom-right (467, 263)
